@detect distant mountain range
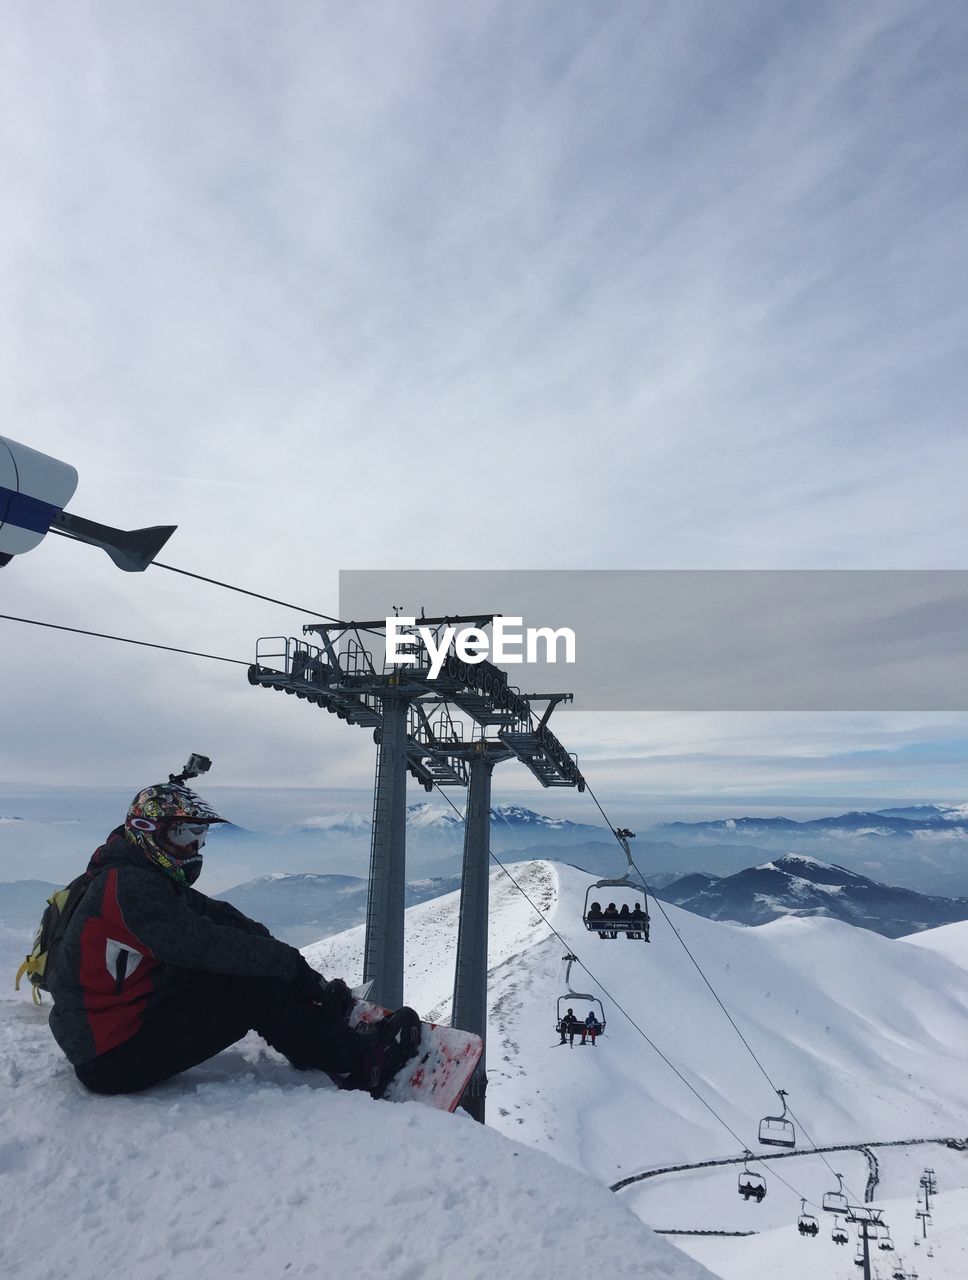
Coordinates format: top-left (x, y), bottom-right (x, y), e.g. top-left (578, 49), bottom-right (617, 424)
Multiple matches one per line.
top-left (284, 802), bottom-right (604, 845)
top-left (655, 853), bottom-right (968, 938)
top-left (213, 872), bottom-right (461, 946)
top-left (656, 803), bottom-right (968, 837)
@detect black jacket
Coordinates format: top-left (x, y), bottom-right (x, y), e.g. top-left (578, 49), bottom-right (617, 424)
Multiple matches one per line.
top-left (48, 827), bottom-right (315, 1065)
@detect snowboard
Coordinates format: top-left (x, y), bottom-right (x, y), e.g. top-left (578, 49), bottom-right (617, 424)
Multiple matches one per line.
top-left (346, 998), bottom-right (484, 1113)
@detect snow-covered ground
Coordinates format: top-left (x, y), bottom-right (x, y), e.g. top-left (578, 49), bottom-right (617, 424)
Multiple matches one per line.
top-left (306, 860), bottom-right (968, 1278)
top-left (0, 862), bottom-right (713, 1280)
top-left (4, 858), bottom-right (967, 1279)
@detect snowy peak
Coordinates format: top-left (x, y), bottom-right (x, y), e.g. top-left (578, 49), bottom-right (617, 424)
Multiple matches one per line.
top-left (489, 804), bottom-right (572, 829)
top-left (657, 854), bottom-right (968, 937)
top-left (405, 802), bottom-right (463, 830)
top-left (286, 811), bottom-right (372, 835)
top-left (755, 853), bottom-right (868, 886)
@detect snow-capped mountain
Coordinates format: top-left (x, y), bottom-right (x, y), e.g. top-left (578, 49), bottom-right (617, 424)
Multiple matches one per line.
top-left (649, 804), bottom-right (968, 899)
top-left (305, 861), bottom-right (968, 1279)
top-left (284, 810), bottom-right (372, 834)
top-left (656, 805), bottom-right (968, 836)
top-left (213, 871), bottom-right (460, 945)
top-left (656, 852), bottom-right (968, 937)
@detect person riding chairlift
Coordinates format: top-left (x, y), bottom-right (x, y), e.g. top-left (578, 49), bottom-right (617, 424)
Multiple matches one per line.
top-left (581, 1010), bottom-right (602, 1045)
top-left (559, 1007), bottom-right (579, 1046)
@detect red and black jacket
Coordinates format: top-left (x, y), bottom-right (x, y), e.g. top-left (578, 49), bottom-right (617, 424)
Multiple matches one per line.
top-left (48, 828), bottom-right (310, 1066)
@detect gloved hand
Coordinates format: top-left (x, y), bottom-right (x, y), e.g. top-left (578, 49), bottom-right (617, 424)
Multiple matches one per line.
top-left (317, 976), bottom-right (354, 1020)
top-left (294, 962), bottom-right (354, 1020)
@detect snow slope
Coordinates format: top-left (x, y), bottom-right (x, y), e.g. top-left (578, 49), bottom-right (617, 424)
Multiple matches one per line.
top-left (0, 863), bottom-right (714, 1280)
top-left (6, 858), bottom-right (968, 1279)
top-left (305, 860), bottom-right (968, 1278)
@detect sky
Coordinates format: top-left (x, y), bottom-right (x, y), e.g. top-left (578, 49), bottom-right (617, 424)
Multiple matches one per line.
top-left (2, 0), bottom-right (968, 807)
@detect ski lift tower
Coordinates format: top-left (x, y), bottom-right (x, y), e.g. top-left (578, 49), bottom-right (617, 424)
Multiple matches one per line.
top-left (846, 1205), bottom-right (887, 1280)
top-left (248, 613), bottom-right (494, 1008)
top-left (426, 673), bottom-right (585, 1122)
top-left (248, 614), bottom-right (586, 1123)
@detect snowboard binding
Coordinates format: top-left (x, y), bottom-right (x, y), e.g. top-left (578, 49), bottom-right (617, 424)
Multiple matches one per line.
top-left (357, 1007), bottom-right (422, 1099)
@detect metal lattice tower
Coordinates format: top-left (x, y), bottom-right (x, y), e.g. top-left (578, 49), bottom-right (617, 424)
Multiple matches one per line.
top-left (248, 613), bottom-right (586, 1113)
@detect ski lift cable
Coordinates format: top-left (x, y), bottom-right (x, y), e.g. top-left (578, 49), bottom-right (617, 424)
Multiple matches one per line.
top-left (2, 595), bottom-right (853, 1208)
top-left (0, 613), bottom-right (251, 666)
top-left (431, 783), bottom-right (817, 1206)
top-left (0, 613), bottom-right (817, 1205)
top-left (582, 778), bottom-right (783, 1093)
top-left (47, 528), bottom-right (386, 638)
top-left (580, 778), bottom-right (869, 1205)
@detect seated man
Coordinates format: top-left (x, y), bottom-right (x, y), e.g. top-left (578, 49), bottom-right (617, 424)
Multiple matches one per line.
top-left (558, 1007), bottom-right (579, 1046)
top-left (46, 778), bottom-right (418, 1098)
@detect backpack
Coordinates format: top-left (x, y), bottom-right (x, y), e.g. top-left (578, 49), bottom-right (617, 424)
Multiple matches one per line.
top-left (14, 872), bottom-right (95, 1004)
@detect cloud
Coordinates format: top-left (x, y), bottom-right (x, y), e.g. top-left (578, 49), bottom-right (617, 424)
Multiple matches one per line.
top-left (2, 1), bottom-right (967, 788)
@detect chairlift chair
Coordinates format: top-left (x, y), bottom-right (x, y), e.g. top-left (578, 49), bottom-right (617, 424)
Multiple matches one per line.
top-left (758, 1088), bottom-right (796, 1148)
top-left (879, 1229), bottom-right (895, 1251)
top-left (797, 1199), bottom-right (819, 1237)
top-left (854, 1245), bottom-right (865, 1267)
top-left (832, 1217), bottom-right (849, 1245)
top-left (555, 993), bottom-right (606, 1039)
top-left (555, 954), bottom-right (606, 1041)
top-left (823, 1172), bottom-right (849, 1215)
top-left (737, 1150), bottom-right (766, 1202)
top-left (582, 828), bottom-right (650, 941)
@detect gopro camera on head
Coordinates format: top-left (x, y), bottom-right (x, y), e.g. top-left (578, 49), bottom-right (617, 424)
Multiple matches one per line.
top-left (170, 754), bottom-right (212, 784)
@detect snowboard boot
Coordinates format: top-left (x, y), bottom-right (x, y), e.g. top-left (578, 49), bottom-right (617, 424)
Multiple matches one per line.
top-left (353, 1007), bottom-right (422, 1099)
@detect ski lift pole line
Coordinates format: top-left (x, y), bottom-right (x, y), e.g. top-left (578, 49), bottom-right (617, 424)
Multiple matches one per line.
top-left (0, 613), bottom-right (251, 666)
top-left (581, 778), bottom-right (867, 1206)
top-left (432, 783), bottom-right (817, 1205)
top-left (48, 527), bottom-right (386, 640)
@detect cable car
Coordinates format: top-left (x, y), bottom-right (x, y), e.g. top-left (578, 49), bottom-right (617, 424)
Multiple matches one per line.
top-left (797, 1198), bottom-right (819, 1237)
top-left (555, 954), bottom-right (606, 1045)
top-left (758, 1088), bottom-right (796, 1148)
top-left (737, 1150), bottom-right (766, 1202)
top-left (832, 1217), bottom-right (849, 1245)
top-left (823, 1171), bottom-right (849, 1215)
top-left (582, 828), bottom-right (650, 941)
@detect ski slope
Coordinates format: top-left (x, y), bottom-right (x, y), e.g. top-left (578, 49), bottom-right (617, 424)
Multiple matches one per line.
top-left (305, 859), bottom-right (968, 1278)
top-left (5, 858), bottom-right (968, 1279)
top-left (0, 862), bottom-right (714, 1280)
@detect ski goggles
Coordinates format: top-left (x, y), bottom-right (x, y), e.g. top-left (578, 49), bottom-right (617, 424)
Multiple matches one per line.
top-left (165, 821), bottom-right (210, 849)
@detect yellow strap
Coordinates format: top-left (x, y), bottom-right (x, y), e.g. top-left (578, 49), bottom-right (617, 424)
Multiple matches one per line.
top-left (15, 956), bottom-right (45, 1004)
